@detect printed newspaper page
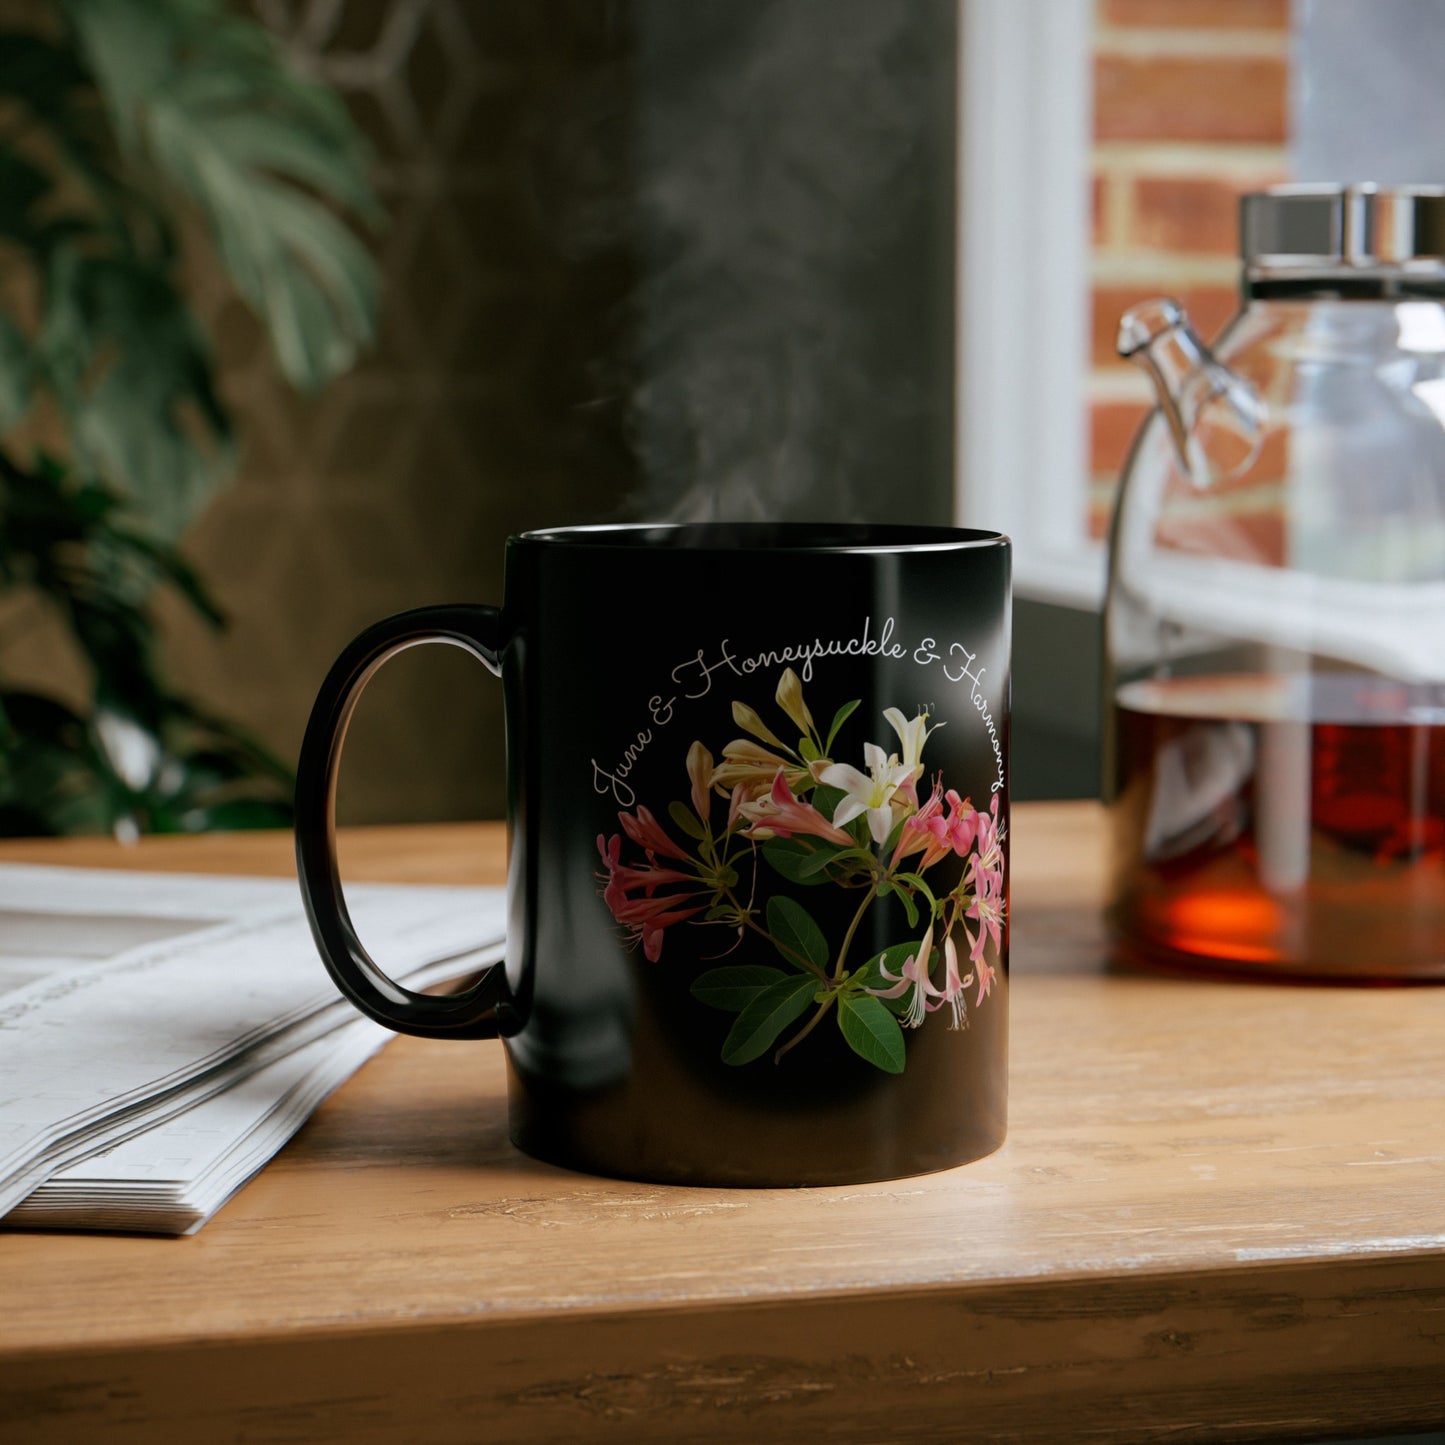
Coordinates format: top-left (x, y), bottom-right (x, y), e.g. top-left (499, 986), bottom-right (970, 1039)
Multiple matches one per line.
top-left (0, 865), bottom-right (505, 1231)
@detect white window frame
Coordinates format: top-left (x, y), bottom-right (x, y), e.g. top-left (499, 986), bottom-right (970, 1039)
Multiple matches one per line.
top-left (955, 0), bottom-right (1104, 610)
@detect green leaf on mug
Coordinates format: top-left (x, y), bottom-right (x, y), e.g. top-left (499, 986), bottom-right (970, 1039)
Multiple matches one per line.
top-left (667, 801), bottom-right (706, 840)
top-left (720, 974), bottom-right (820, 1065)
top-left (766, 894), bottom-right (829, 973)
top-left (824, 698), bottom-right (861, 754)
top-left (762, 837), bottom-right (836, 886)
top-left (838, 993), bottom-right (906, 1073)
top-left (691, 964), bottom-right (788, 1012)
top-left (890, 883), bottom-right (920, 930)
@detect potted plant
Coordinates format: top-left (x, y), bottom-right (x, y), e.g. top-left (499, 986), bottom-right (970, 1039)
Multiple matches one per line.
top-left (0, 0), bottom-right (379, 835)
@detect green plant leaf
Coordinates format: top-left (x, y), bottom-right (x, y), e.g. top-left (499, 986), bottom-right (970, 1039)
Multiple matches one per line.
top-left (766, 894), bottom-right (829, 972)
top-left (668, 800), bottom-right (706, 841)
top-left (36, 248), bottom-right (234, 537)
top-left (0, 152), bottom-right (50, 245)
top-left (0, 33), bottom-right (91, 128)
top-left (894, 871), bottom-right (941, 916)
top-left (762, 837), bottom-right (834, 886)
top-left (720, 974), bottom-right (820, 1065)
top-left (66, 0), bottom-right (381, 393)
top-left (764, 835), bottom-right (848, 881)
top-left (0, 316), bottom-right (30, 429)
top-left (825, 698), bottom-right (861, 754)
top-left (691, 964), bottom-right (788, 1012)
top-left (838, 993), bottom-right (906, 1073)
top-left (891, 883), bottom-right (920, 930)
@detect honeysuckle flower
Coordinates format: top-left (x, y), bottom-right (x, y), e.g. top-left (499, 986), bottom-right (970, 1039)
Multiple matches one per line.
top-left (973, 794), bottom-right (1004, 879)
top-left (738, 770), bottom-right (854, 846)
top-left (818, 743), bottom-right (914, 844)
top-left (775, 668), bottom-right (815, 736)
top-left (971, 951), bottom-right (996, 1006)
top-left (891, 778), bottom-right (949, 869)
top-left (596, 834), bottom-right (693, 910)
top-left (617, 805), bottom-right (690, 862)
top-left (898, 786), bottom-right (983, 871)
top-left (966, 879), bottom-right (1005, 962)
top-left (731, 700), bottom-right (790, 752)
top-left (867, 927), bottom-right (941, 1029)
top-left (933, 932), bottom-right (968, 1030)
top-left (612, 892), bottom-right (708, 961)
top-left (595, 834), bottom-right (705, 961)
top-left (883, 707), bottom-right (935, 773)
top-left (882, 707), bottom-right (938, 808)
top-left (711, 739), bottom-right (811, 800)
top-left (686, 740), bottom-right (714, 822)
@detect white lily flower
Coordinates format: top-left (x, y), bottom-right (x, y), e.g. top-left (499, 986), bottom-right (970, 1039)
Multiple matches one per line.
top-left (882, 706), bottom-right (938, 778)
top-left (818, 742), bottom-right (914, 844)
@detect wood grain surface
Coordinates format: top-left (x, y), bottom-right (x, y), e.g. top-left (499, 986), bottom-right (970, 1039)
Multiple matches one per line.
top-left (2, 804), bottom-right (1444, 1443)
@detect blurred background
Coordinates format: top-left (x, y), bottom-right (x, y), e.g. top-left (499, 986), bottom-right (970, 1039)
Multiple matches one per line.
top-left (0, 0), bottom-right (1437, 834)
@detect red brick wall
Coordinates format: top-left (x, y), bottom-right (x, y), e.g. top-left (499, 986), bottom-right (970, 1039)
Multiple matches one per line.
top-left (1088, 0), bottom-right (1290, 538)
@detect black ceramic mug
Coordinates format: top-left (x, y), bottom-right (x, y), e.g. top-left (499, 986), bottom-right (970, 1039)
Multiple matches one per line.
top-left (296, 523), bottom-right (1011, 1186)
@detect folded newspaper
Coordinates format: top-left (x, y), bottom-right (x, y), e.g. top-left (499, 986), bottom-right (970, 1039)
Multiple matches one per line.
top-left (0, 864), bottom-right (505, 1235)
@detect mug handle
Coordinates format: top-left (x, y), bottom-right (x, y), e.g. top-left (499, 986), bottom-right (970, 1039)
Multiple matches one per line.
top-left (295, 604), bottom-right (510, 1039)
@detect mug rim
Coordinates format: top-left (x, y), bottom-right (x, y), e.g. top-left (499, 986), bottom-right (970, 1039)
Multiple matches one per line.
top-left (514, 522), bottom-right (1010, 554)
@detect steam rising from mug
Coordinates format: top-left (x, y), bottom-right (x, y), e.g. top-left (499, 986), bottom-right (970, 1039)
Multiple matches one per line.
top-left (536, 1), bottom-right (955, 524)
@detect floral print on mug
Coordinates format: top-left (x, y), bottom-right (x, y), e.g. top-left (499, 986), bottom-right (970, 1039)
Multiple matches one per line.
top-left (596, 670), bottom-right (1005, 1074)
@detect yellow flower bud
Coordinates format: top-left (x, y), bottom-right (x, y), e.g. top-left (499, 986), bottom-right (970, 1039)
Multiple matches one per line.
top-left (731, 700), bottom-right (789, 750)
top-left (775, 668), bottom-right (814, 736)
top-left (685, 739), bottom-right (714, 822)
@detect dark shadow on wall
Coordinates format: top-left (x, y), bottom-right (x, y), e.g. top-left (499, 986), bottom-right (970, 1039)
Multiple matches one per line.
top-left (1011, 599), bottom-right (1102, 802)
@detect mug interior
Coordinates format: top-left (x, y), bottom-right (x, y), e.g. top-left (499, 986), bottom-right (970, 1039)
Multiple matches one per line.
top-left (516, 522), bottom-right (1006, 553)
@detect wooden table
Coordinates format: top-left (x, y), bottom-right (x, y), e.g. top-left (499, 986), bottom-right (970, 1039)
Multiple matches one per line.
top-left (1, 803), bottom-right (1443, 1444)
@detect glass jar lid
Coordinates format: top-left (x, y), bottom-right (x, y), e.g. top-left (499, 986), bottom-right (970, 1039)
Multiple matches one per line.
top-left (1241, 185), bottom-right (1445, 290)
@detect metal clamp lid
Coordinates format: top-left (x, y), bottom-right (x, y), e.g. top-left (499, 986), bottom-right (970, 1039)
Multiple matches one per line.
top-left (1241, 184), bottom-right (1445, 270)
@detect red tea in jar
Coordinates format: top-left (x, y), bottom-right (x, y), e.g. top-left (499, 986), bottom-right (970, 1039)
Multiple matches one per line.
top-left (1109, 673), bottom-right (1445, 981)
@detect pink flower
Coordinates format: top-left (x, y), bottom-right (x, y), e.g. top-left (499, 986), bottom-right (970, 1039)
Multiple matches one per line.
top-left (933, 933), bottom-right (968, 1030)
top-left (971, 952), bottom-right (996, 1006)
top-left (596, 833), bottom-right (703, 961)
top-left (892, 779), bottom-right (948, 868)
top-left (607, 890), bottom-right (706, 961)
top-left (942, 791), bottom-right (982, 857)
top-left (867, 928), bottom-right (941, 1029)
top-left (971, 795), bottom-right (1004, 880)
top-left (738, 770), bottom-right (854, 846)
top-left (964, 798), bottom-right (1005, 946)
top-left (617, 805), bottom-right (690, 862)
top-left (965, 882), bottom-right (1005, 962)
top-left (596, 834), bottom-right (693, 909)
top-left (891, 784), bottom-right (980, 871)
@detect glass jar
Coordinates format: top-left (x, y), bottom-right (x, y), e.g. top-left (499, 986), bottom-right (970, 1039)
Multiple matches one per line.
top-left (1105, 184), bottom-right (1445, 980)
